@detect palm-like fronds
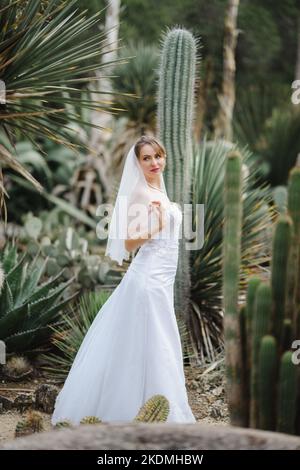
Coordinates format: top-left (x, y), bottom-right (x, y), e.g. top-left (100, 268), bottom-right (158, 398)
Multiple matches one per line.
top-left (40, 289), bottom-right (111, 381)
top-left (189, 137), bottom-right (275, 363)
top-left (0, 0), bottom-right (129, 210)
top-left (0, 243), bottom-right (77, 355)
top-left (233, 84), bottom-right (300, 186)
top-left (111, 40), bottom-right (159, 131)
top-left (233, 83), bottom-right (290, 151)
top-left (258, 107), bottom-right (300, 186)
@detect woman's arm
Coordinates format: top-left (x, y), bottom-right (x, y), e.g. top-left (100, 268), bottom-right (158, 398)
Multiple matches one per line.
top-left (125, 201), bottom-right (166, 253)
top-left (125, 222), bottom-right (163, 252)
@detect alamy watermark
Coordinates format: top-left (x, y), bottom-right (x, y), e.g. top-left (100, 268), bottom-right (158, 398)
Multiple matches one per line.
top-left (291, 340), bottom-right (300, 365)
top-left (0, 80), bottom-right (6, 104)
top-left (0, 340), bottom-right (6, 365)
top-left (95, 201), bottom-right (205, 251)
top-left (291, 80), bottom-right (300, 105)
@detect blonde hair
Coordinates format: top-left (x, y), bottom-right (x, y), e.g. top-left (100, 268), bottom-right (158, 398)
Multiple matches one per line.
top-left (134, 135), bottom-right (166, 160)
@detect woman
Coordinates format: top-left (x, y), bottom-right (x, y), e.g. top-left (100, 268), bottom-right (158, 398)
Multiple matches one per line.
top-left (51, 136), bottom-right (196, 425)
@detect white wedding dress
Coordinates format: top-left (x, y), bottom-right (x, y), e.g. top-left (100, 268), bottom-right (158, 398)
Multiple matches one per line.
top-left (51, 201), bottom-right (196, 425)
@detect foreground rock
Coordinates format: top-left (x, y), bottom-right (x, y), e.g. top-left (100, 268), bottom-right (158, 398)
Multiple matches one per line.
top-left (1, 423), bottom-right (300, 450)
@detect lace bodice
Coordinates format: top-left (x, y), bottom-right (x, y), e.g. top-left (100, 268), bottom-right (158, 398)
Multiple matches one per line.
top-left (138, 202), bottom-right (182, 255)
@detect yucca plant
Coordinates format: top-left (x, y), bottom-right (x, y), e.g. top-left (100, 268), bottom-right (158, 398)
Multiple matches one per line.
top-left (0, 0), bottom-right (129, 213)
top-left (233, 83), bottom-right (291, 154)
top-left (40, 289), bottom-right (111, 381)
top-left (111, 40), bottom-right (159, 133)
top-left (233, 84), bottom-right (300, 187)
top-left (189, 137), bottom-right (275, 363)
top-left (258, 106), bottom-right (300, 187)
top-left (0, 244), bottom-right (76, 355)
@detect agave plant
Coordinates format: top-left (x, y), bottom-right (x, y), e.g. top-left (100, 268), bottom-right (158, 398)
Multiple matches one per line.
top-left (189, 137), bottom-right (275, 363)
top-left (40, 289), bottom-right (111, 381)
top-left (0, 0), bottom-right (128, 213)
top-left (0, 244), bottom-right (76, 355)
top-left (3, 138), bottom-right (87, 220)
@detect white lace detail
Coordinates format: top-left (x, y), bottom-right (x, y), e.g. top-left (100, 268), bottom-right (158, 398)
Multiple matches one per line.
top-left (138, 202), bottom-right (181, 256)
top-left (139, 238), bottom-right (179, 255)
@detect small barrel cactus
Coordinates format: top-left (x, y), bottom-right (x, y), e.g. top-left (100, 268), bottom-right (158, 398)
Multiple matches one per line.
top-left (80, 415), bottom-right (102, 425)
top-left (134, 394), bottom-right (170, 423)
top-left (54, 420), bottom-right (73, 428)
top-left (15, 410), bottom-right (44, 437)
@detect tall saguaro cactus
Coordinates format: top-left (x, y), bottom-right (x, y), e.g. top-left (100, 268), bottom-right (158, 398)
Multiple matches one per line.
top-left (222, 150), bottom-right (246, 426)
top-left (156, 28), bottom-right (198, 332)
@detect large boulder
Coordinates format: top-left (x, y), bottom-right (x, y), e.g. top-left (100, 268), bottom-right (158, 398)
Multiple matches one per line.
top-left (1, 423), bottom-right (300, 450)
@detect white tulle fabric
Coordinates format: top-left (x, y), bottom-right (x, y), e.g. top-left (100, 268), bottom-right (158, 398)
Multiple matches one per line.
top-left (104, 143), bottom-right (167, 266)
top-left (51, 201), bottom-right (196, 425)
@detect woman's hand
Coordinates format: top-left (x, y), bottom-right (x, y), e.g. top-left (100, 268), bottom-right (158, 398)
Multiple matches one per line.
top-left (149, 200), bottom-right (166, 231)
top-left (125, 200), bottom-right (167, 252)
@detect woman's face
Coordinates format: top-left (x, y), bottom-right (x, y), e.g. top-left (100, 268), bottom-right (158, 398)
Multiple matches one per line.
top-left (138, 144), bottom-right (166, 179)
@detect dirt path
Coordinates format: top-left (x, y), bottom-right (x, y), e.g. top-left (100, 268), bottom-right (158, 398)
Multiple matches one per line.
top-left (0, 363), bottom-right (229, 444)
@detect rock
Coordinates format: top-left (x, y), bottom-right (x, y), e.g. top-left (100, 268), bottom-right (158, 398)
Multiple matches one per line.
top-left (0, 395), bottom-right (14, 412)
top-left (212, 386), bottom-right (224, 397)
top-left (35, 384), bottom-right (59, 414)
top-left (210, 407), bottom-right (222, 419)
top-left (14, 393), bottom-right (35, 413)
top-left (190, 380), bottom-right (199, 390)
top-left (1, 423), bottom-right (300, 450)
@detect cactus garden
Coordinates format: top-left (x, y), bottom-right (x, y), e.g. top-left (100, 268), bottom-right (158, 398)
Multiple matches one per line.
top-left (1, 0), bottom-right (300, 452)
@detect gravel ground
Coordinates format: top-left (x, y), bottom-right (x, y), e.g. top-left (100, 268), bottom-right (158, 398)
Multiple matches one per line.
top-left (0, 361), bottom-right (229, 444)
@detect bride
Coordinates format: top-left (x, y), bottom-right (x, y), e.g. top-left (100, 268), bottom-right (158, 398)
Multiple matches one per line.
top-left (51, 136), bottom-right (196, 425)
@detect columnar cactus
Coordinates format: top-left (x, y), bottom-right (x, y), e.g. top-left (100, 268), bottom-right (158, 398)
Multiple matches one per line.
top-left (271, 215), bottom-right (292, 345)
top-left (276, 351), bottom-right (298, 434)
top-left (156, 27), bottom-right (198, 337)
top-left (223, 157), bottom-right (300, 435)
top-left (258, 335), bottom-right (277, 430)
top-left (287, 166), bottom-right (300, 337)
top-left (250, 282), bottom-right (272, 427)
top-left (222, 150), bottom-right (246, 426)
